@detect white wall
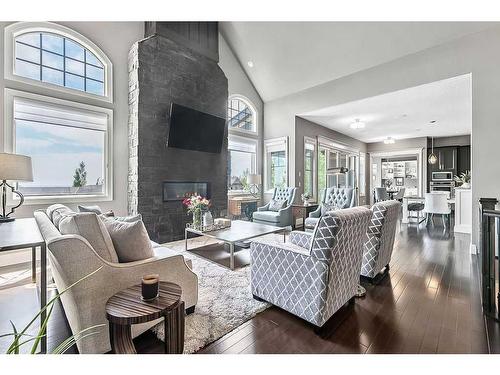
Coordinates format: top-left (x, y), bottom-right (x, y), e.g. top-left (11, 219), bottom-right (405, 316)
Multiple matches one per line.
top-left (0, 21), bottom-right (144, 217)
top-left (264, 26), bottom-right (500, 246)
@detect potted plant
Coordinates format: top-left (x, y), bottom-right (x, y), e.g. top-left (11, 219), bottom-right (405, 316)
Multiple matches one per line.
top-left (454, 170), bottom-right (471, 189)
top-left (183, 195), bottom-right (211, 229)
top-left (301, 193), bottom-right (311, 206)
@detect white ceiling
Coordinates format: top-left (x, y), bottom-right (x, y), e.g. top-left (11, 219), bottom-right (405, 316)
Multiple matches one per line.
top-left (220, 22), bottom-right (494, 101)
top-left (299, 73), bottom-right (472, 143)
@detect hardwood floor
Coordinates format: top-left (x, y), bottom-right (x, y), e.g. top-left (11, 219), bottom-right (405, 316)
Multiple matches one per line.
top-left (0, 223), bottom-right (490, 354)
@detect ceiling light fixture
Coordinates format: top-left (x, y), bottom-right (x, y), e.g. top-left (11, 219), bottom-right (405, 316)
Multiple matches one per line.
top-left (349, 119), bottom-right (365, 129)
top-left (428, 136), bottom-right (438, 165)
top-left (247, 61), bottom-right (254, 68)
top-left (383, 137), bottom-right (395, 144)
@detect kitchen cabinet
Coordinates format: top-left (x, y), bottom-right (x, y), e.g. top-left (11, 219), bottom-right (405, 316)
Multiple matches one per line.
top-left (458, 145), bottom-right (471, 175)
top-left (437, 147), bottom-right (457, 171)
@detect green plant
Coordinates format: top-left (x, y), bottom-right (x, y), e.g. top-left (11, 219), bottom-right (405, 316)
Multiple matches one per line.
top-left (1, 267), bottom-right (104, 354)
top-left (454, 170), bottom-right (471, 185)
top-left (73, 161), bottom-right (87, 187)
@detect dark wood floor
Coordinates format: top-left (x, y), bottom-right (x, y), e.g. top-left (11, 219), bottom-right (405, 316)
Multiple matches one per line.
top-left (0, 223), bottom-right (491, 354)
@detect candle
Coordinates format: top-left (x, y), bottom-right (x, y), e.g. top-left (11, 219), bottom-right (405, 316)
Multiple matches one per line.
top-left (141, 274), bottom-right (159, 301)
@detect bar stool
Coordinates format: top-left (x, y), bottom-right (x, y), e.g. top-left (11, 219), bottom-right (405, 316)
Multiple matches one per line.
top-left (407, 201), bottom-right (425, 224)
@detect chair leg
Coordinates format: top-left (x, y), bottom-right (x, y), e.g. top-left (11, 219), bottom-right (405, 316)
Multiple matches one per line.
top-left (253, 294), bottom-right (266, 302)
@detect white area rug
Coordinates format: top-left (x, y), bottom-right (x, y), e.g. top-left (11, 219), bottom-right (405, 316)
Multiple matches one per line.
top-left (152, 248), bottom-right (270, 353)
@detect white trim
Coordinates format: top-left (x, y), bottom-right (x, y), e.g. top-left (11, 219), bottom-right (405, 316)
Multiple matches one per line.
top-left (227, 94), bottom-right (258, 136)
top-left (470, 244), bottom-right (477, 255)
top-left (303, 136), bottom-right (317, 202)
top-left (264, 136), bottom-right (289, 193)
top-left (4, 22), bottom-right (113, 103)
top-left (4, 88), bottom-right (114, 205)
top-left (317, 135), bottom-right (360, 154)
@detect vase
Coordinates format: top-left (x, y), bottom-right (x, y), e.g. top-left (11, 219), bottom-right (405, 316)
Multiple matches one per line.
top-left (192, 209), bottom-right (202, 229)
top-left (461, 182), bottom-right (471, 189)
top-left (202, 210), bottom-right (214, 228)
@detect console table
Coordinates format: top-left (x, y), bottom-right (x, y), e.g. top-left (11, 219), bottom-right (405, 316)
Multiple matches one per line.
top-left (292, 203), bottom-right (319, 230)
top-left (105, 282), bottom-right (185, 354)
top-left (0, 218), bottom-right (47, 353)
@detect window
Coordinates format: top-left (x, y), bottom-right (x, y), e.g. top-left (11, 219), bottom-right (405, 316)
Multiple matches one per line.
top-left (228, 136), bottom-right (257, 193)
top-left (5, 90), bottom-right (113, 203)
top-left (304, 137), bottom-right (316, 201)
top-left (264, 137), bottom-right (288, 191)
top-left (5, 22), bottom-right (112, 101)
top-left (227, 96), bottom-right (257, 134)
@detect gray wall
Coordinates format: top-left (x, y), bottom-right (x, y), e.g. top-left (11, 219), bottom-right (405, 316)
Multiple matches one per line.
top-left (264, 26), bottom-right (500, 246)
top-left (0, 21), bottom-right (144, 217)
top-left (367, 137), bottom-right (428, 153)
top-left (294, 116), bottom-right (367, 199)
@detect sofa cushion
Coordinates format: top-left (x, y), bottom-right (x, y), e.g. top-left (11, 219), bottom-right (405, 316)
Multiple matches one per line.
top-left (305, 217), bottom-right (319, 229)
top-left (101, 214), bottom-right (142, 223)
top-left (46, 204), bottom-right (69, 221)
top-left (268, 199), bottom-right (286, 212)
top-left (253, 210), bottom-right (281, 223)
top-left (101, 217), bottom-right (154, 263)
top-left (59, 213), bottom-right (119, 263)
top-left (78, 205), bottom-right (103, 214)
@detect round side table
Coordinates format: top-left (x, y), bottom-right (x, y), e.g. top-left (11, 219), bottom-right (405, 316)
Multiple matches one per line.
top-left (105, 281), bottom-right (185, 354)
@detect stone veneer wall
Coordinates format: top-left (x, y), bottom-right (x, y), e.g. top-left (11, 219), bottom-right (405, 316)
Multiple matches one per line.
top-left (128, 34), bottom-right (228, 243)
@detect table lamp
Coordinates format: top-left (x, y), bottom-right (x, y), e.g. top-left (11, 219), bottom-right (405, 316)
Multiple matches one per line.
top-left (0, 153), bottom-right (33, 222)
top-left (247, 174), bottom-right (261, 197)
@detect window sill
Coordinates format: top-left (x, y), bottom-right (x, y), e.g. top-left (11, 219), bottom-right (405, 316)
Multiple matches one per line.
top-left (16, 194), bottom-right (113, 206)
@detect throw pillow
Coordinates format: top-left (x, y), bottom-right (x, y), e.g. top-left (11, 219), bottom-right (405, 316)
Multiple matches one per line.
top-left (100, 216), bottom-right (154, 263)
top-left (107, 214), bottom-right (142, 223)
top-left (321, 203), bottom-right (338, 216)
top-left (268, 199), bottom-right (286, 212)
top-left (78, 205), bottom-right (103, 215)
top-left (59, 213), bottom-right (119, 263)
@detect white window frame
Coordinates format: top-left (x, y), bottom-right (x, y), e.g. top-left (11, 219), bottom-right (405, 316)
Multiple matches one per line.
top-left (227, 94), bottom-right (258, 136)
top-left (4, 88), bottom-right (114, 205)
top-left (4, 22), bottom-right (113, 103)
top-left (303, 136), bottom-right (317, 202)
top-left (264, 136), bottom-right (289, 193)
top-left (227, 134), bottom-right (258, 196)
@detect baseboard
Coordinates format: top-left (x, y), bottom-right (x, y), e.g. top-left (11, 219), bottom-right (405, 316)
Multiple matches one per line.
top-left (470, 243), bottom-right (477, 255)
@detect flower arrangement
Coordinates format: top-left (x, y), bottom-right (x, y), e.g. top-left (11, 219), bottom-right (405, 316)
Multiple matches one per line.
top-left (182, 195), bottom-right (210, 228)
top-left (454, 170), bottom-right (471, 188)
top-left (301, 193), bottom-right (311, 205)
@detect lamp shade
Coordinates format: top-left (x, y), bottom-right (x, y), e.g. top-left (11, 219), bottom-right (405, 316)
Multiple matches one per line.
top-left (248, 174), bottom-right (262, 185)
top-left (0, 153), bottom-right (33, 181)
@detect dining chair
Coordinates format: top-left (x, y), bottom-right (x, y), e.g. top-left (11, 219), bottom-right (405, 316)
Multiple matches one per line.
top-left (393, 188), bottom-right (406, 202)
top-left (374, 187), bottom-right (389, 202)
top-left (423, 193), bottom-right (451, 228)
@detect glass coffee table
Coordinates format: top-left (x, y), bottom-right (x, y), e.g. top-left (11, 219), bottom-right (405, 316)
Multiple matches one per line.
top-left (184, 220), bottom-right (287, 270)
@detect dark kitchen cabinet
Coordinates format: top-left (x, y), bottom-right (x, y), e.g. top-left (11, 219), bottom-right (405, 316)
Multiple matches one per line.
top-left (437, 147), bottom-right (457, 171)
top-left (458, 145), bottom-right (471, 175)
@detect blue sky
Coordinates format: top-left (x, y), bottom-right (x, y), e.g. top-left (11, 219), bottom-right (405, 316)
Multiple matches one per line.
top-left (16, 120), bottom-right (104, 187)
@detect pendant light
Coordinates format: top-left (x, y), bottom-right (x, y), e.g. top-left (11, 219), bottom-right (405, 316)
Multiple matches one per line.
top-left (428, 137), bottom-right (438, 165)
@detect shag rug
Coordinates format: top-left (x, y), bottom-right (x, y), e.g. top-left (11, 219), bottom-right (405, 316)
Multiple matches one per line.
top-left (152, 251), bottom-right (270, 353)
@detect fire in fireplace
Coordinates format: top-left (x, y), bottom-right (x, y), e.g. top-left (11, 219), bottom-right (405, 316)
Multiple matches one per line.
top-left (163, 181), bottom-right (210, 201)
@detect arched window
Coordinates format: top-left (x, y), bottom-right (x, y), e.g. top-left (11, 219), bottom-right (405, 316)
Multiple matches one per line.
top-left (5, 22), bottom-right (112, 101)
top-left (227, 96), bottom-right (257, 134)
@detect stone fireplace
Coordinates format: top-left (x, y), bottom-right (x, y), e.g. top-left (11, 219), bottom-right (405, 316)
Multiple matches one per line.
top-left (128, 22), bottom-right (228, 243)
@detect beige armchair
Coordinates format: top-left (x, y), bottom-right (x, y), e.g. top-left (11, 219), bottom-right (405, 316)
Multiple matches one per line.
top-left (34, 209), bottom-right (198, 354)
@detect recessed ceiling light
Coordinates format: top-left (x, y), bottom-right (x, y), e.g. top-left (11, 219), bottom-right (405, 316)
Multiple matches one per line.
top-left (349, 119), bottom-right (365, 129)
top-left (384, 137), bottom-right (395, 144)
top-left (247, 61), bottom-right (254, 68)
top-left (429, 120), bottom-right (437, 124)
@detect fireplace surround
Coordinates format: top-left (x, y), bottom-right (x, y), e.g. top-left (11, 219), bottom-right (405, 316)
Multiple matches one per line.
top-left (128, 22), bottom-right (228, 243)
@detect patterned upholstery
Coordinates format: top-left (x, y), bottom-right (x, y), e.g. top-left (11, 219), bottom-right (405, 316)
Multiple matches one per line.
top-left (250, 207), bottom-right (372, 327)
top-left (305, 187), bottom-right (356, 231)
top-left (253, 187), bottom-right (297, 227)
top-left (360, 200), bottom-right (401, 279)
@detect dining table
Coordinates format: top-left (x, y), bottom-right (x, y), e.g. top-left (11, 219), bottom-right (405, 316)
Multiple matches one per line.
top-left (401, 195), bottom-right (455, 224)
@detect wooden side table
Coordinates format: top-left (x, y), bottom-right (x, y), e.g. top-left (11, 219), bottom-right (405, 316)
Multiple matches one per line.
top-left (105, 282), bottom-right (185, 354)
top-left (292, 203), bottom-right (319, 230)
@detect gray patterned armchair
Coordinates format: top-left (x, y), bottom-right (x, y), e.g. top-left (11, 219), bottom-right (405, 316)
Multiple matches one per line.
top-left (361, 200), bottom-right (401, 281)
top-left (305, 187), bottom-right (356, 232)
top-left (252, 187), bottom-right (296, 227)
top-left (250, 207), bottom-right (372, 328)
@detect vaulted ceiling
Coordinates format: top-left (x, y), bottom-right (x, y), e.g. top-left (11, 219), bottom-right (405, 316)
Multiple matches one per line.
top-left (220, 22), bottom-right (495, 102)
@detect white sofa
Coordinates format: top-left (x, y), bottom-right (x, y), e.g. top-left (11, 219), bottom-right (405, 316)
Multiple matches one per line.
top-left (34, 205), bottom-right (198, 354)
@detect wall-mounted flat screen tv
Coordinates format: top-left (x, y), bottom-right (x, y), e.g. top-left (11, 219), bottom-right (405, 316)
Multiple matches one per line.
top-left (167, 103), bottom-right (226, 153)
